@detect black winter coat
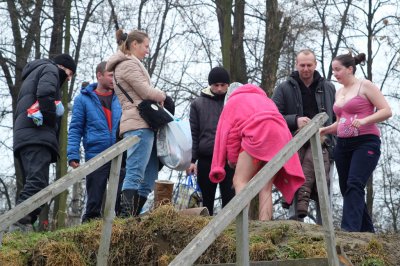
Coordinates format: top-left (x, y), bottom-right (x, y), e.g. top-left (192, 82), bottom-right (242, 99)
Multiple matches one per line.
top-left (272, 71), bottom-right (336, 158)
top-left (13, 59), bottom-right (62, 162)
top-left (189, 87), bottom-right (225, 162)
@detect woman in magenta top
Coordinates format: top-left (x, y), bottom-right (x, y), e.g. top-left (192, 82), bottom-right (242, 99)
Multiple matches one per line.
top-left (320, 52), bottom-right (391, 232)
top-left (209, 84), bottom-right (305, 220)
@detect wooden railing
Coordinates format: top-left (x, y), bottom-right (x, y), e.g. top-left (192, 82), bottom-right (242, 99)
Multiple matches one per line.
top-left (0, 135), bottom-right (139, 266)
top-left (0, 113), bottom-right (340, 266)
top-left (169, 113), bottom-right (340, 266)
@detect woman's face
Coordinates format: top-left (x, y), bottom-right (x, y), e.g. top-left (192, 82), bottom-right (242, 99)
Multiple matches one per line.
top-left (131, 38), bottom-right (150, 60)
top-left (332, 60), bottom-right (353, 84)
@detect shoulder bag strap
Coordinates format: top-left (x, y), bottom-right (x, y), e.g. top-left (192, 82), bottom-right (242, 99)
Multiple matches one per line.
top-left (113, 74), bottom-right (134, 104)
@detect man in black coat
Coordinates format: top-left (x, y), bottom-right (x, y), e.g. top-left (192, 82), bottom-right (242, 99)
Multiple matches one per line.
top-left (186, 67), bottom-right (235, 216)
top-left (13, 54), bottom-right (77, 227)
top-left (272, 49), bottom-right (336, 224)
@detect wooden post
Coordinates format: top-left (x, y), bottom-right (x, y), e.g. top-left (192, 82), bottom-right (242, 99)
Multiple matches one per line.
top-left (97, 154), bottom-right (123, 266)
top-left (310, 133), bottom-right (339, 266)
top-left (236, 205), bottom-right (249, 266)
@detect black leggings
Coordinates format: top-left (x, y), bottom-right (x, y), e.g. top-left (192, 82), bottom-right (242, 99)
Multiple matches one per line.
top-left (197, 156), bottom-right (235, 215)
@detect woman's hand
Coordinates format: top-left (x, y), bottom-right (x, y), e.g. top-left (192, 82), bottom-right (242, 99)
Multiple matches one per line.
top-left (351, 118), bottom-right (366, 128)
top-left (186, 163), bottom-right (197, 175)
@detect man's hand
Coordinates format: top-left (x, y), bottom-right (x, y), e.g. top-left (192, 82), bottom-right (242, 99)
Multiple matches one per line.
top-left (69, 161), bottom-right (80, 169)
top-left (297, 116), bottom-right (311, 129)
top-left (186, 163), bottom-right (197, 175)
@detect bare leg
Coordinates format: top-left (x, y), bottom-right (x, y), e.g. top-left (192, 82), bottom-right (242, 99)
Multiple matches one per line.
top-left (232, 150), bottom-right (256, 194)
top-left (259, 179), bottom-right (274, 221)
top-left (233, 150), bottom-right (273, 220)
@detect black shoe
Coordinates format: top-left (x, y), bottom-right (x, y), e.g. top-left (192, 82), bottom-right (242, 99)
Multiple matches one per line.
top-left (281, 201), bottom-right (290, 209)
top-left (18, 213), bottom-right (37, 225)
top-left (9, 221), bottom-right (33, 232)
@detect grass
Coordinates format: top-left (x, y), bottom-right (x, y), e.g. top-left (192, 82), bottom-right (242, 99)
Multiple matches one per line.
top-left (0, 205), bottom-right (394, 265)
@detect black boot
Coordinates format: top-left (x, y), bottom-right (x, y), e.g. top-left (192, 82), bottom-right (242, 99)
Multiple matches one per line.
top-left (119, 189), bottom-right (138, 218)
top-left (133, 195), bottom-right (147, 216)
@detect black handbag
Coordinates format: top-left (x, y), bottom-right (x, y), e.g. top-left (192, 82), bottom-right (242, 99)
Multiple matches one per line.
top-left (114, 75), bottom-right (173, 130)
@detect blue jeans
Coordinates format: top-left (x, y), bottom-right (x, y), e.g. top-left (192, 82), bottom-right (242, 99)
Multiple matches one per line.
top-left (122, 129), bottom-right (158, 197)
top-left (334, 134), bottom-right (380, 233)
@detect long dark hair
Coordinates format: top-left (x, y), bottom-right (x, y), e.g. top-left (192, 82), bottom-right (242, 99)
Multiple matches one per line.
top-left (333, 52), bottom-right (366, 74)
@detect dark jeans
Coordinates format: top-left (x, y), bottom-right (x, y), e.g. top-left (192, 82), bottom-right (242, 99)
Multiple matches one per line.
top-left (82, 162), bottom-right (124, 223)
top-left (197, 156), bottom-right (235, 216)
top-left (334, 134), bottom-right (381, 233)
top-left (16, 145), bottom-right (52, 222)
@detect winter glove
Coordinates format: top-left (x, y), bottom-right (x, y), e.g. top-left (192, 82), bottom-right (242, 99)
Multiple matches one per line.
top-left (27, 100), bottom-right (64, 127)
top-left (55, 101), bottom-right (64, 116)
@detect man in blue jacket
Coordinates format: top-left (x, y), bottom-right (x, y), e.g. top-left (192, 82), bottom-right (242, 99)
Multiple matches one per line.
top-left (67, 61), bottom-right (122, 223)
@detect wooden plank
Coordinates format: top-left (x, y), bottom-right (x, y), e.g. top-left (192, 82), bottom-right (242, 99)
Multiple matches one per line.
top-left (236, 205), bottom-right (249, 266)
top-left (97, 154), bottom-right (123, 266)
top-left (310, 134), bottom-right (339, 266)
top-left (0, 136), bottom-right (138, 231)
top-left (169, 113), bottom-right (328, 266)
top-left (196, 257), bottom-right (329, 266)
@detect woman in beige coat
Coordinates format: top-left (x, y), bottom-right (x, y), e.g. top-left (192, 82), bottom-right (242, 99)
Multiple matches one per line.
top-left (107, 29), bottom-right (166, 217)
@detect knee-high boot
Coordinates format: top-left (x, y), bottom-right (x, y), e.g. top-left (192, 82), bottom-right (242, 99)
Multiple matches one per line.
top-left (133, 195), bottom-right (147, 216)
top-left (119, 189), bottom-right (138, 218)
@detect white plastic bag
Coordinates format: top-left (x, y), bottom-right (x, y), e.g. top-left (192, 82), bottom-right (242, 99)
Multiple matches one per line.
top-left (157, 114), bottom-right (192, 171)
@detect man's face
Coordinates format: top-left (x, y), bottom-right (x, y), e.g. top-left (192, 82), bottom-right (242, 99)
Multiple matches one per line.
top-left (296, 53), bottom-right (317, 81)
top-left (98, 70), bottom-right (114, 90)
top-left (58, 65), bottom-right (74, 81)
top-left (210, 83), bottom-right (229, 95)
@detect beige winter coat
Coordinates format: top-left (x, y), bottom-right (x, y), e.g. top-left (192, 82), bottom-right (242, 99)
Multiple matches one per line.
top-left (106, 51), bottom-right (166, 135)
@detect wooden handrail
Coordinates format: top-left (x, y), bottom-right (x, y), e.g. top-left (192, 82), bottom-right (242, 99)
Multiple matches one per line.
top-left (169, 113), bottom-right (339, 266)
top-left (0, 135), bottom-right (139, 232)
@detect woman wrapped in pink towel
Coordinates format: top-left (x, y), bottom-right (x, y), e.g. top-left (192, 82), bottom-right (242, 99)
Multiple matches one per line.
top-left (209, 83), bottom-right (305, 220)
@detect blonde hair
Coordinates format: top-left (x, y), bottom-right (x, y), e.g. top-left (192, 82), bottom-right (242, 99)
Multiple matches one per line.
top-left (115, 29), bottom-right (149, 55)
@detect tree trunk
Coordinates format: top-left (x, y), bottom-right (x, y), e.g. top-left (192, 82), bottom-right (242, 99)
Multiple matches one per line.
top-left (215, 0), bottom-right (232, 72)
top-left (365, 0), bottom-right (374, 220)
top-left (230, 0), bottom-right (247, 84)
top-left (261, 0), bottom-right (290, 96)
top-left (51, 0), bottom-right (69, 229)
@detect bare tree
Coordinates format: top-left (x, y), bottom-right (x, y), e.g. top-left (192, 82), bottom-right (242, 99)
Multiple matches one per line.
top-left (260, 0), bottom-right (290, 96)
top-left (215, 0), bottom-right (247, 83)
